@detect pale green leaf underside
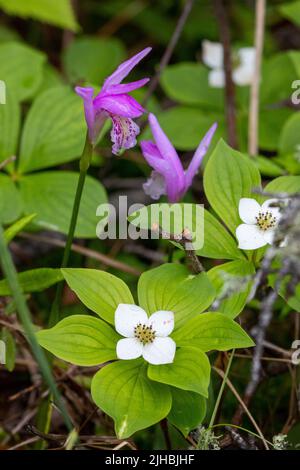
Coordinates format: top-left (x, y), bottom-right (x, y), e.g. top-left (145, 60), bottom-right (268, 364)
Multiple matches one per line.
top-left (172, 312), bottom-right (255, 351)
top-left (264, 176), bottom-right (300, 194)
top-left (36, 315), bottom-right (118, 366)
top-left (91, 359), bottom-right (172, 438)
top-left (148, 346), bottom-right (210, 397)
top-left (62, 268), bottom-right (134, 325)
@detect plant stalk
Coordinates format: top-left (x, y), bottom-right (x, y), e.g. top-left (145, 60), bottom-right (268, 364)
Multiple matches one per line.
top-left (209, 350), bottom-right (235, 428)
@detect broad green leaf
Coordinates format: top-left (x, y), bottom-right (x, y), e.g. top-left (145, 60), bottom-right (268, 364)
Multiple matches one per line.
top-left (204, 139), bottom-right (261, 234)
top-left (264, 176), bottom-right (300, 194)
top-left (160, 63), bottom-right (224, 110)
top-left (0, 0), bottom-right (79, 32)
top-left (19, 87), bottom-right (86, 172)
top-left (0, 42), bottom-right (45, 101)
top-left (1, 327), bottom-right (16, 371)
top-left (268, 271), bottom-right (300, 312)
top-left (168, 388), bottom-right (206, 437)
top-left (4, 213), bottom-right (36, 243)
top-left (258, 108), bottom-right (293, 152)
top-left (0, 268), bottom-right (63, 295)
top-left (0, 174), bottom-right (22, 224)
top-left (138, 264), bottom-right (215, 330)
top-left (279, 1), bottom-right (300, 27)
top-left (19, 171), bottom-right (107, 237)
top-left (208, 260), bottom-right (255, 318)
top-left (148, 346), bottom-right (210, 397)
top-left (260, 53), bottom-right (296, 105)
top-left (35, 64), bottom-right (64, 96)
top-left (62, 268), bottom-right (134, 325)
top-left (278, 113), bottom-right (300, 156)
top-left (0, 86), bottom-right (20, 164)
top-left (141, 106), bottom-right (224, 151)
top-left (197, 209), bottom-right (244, 260)
top-left (253, 156), bottom-right (285, 178)
top-left (91, 359), bottom-right (172, 438)
top-left (172, 312), bottom-right (255, 351)
top-left (36, 315), bottom-right (118, 366)
top-left (63, 37), bottom-right (125, 84)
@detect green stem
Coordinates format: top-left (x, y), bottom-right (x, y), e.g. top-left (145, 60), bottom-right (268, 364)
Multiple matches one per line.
top-left (209, 350), bottom-right (235, 428)
top-left (0, 224), bottom-right (73, 431)
top-left (49, 133), bottom-right (93, 327)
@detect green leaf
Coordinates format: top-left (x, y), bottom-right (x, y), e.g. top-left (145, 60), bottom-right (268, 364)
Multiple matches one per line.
top-left (141, 106), bottom-right (224, 151)
top-left (138, 264), bottom-right (215, 330)
top-left (0, 42), bottom-right (45, 101)
top-left (0, 86), bottom-right (20, 164)
top-left (253, 156), bottom-right (285, 178)
top-left (208, 260), bottom-right (255, 318)
top-left (91, 359), bottom-right (172, 438)
top-left (19, 87), bottom-right (86, 173)
top-left (278, 1), bottom-right (300, 27)
top-left (63, 37), bottom-right (125, 84)
top-left (19, 171), bottom-right (107, 237)
top-left (148, 346), bottom-right (210, 397)
top-left (168, 388), bottom-right (206, 437)
top-left (173, 312), bottom-right (255, 351)
top-left (278, 112), bottom-right (300, 156)
top-left (160, 63), bottom-right (224, 110)
top-left (36, 315), bottom-right (118, 366)
top-left (4, 213), bottom-right (36, 243)
top-left (0, 268), bottom-right (63, 295)
top-left (258, 108), bottom-right (293, 152)
top-left (197, 209), bottom-right (244, 260)
top-left (264, 176), bottom-right (300, 194)
top-left (0, 174), bottom-right (22, 224)
top-left (62, 268), bottom-right (134, 325)
top-left (0, 0), bottom-right (79, 32)
top-left (1, 327), bottom-right (16, 371)
top-left (204, 139), bottom-right (261, 234)
top-left (260, 53), bottom-right (296, 105)
top-left (268, 271), bottom-right (300, 312)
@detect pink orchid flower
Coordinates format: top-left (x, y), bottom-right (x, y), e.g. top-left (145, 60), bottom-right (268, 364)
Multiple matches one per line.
top-left (141, 113), bottom-right (217, 203)
top-left (75, 47), bottom-right (151, 154)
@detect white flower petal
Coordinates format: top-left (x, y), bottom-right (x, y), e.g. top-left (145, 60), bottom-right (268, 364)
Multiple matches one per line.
top-left (142, 337), bottom-right (176, 365)
top-left (208, 68), bottom-right (225, 88)
top-left (238, 47), bottom-right (256, 68)
top-left (263, 229), bottom-right (275, 245)
top-left (239, 198), bottom-right (261, 224)
top-left (148, 311), bottom-right (174, 337)
top-left (261, 198), bottom-right (281, 220)
top-left (202, 40), bottom-right (223, 69)
top-left (116, 338), bottom-right (143, 360)
top-left (115, 304), bottom-right (148, 338)
top-left (236, 224), bottom-right (267, 250)
top-left (233, 47), bottom-right (255, 86)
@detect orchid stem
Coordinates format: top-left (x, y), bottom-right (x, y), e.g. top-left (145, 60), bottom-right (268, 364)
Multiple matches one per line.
top-left (209, 350), bottom-right (235, 428)
top-left (49, 133), bottom-right (93, 327)
top-left (0, 225), bottom-right (73, 431)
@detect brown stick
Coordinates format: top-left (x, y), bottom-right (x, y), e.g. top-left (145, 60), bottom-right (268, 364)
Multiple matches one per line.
top-left (213, 0), bottom-right (238, 149)
top-left (248, 0), bottom-right (266, 155)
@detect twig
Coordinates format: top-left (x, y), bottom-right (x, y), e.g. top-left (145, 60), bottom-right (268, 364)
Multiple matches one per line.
top-left (248, 0), bottom-right (266, 156)
top-left (19, 232), bottom-right (141, 276)
top-left (209, 351), bottom-right (235, 427)
top-left (142, 0), bottom-right (195, 106)
top-left (213, 0), bottom-right (238, 148)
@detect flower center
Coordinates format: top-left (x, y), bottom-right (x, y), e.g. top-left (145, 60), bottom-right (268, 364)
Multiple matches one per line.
top-left (134, 323), bottom-right (156, 345)
top-left (255, 211), bottom-right (277, 231)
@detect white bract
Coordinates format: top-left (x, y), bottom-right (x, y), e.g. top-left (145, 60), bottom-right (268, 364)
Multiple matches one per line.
top-left (236, 198), bottom-right (282, 250)
top-left (115, 304), bottom-right (176, 365)
top-left (202, 40), bottom-right (256, 88)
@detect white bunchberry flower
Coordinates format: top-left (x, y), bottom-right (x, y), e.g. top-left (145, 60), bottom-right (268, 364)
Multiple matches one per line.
top-left (115, 304), bottom-right (176, 365)
top-left (236, 198), bottom-right (282, 250)
top-left (202, 40), bottom-right (256, 88)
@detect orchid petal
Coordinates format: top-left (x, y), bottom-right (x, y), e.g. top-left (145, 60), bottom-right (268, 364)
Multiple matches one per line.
top-left (239, 198), bottom-right (261, 224)
top-left (236, 224), bottom-right (267, 250)
top-left (111, 116), bottom-right (140, 155)
top-left (116, 338), bottom-right (143, 360)
top-left (104, 78), bottom-right (150, 95)
top-left (148, 311), bottom-right (174, 337)
top-left (185, 122), bottom-right (217, 188)
top-left (142, 337), bottom-right (176, 365)
top-left (75, 86), bottom-right (95, 141)
top-left (143, 171), bottom-right (167, 200)
top-left (115, 304), bottom-right (148, 338)
top-left (102, 47), bottom-right (152, 91)
top-left (202, 40), bottom-right (223, 69)
top-left (94, 93), bottom-right (145, 118)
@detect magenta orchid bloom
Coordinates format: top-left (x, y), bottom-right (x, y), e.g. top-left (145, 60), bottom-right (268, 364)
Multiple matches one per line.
top-left (141, 114), bottom-right (217, 203)
top-left (75, 47), bottom-right (151, 154)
